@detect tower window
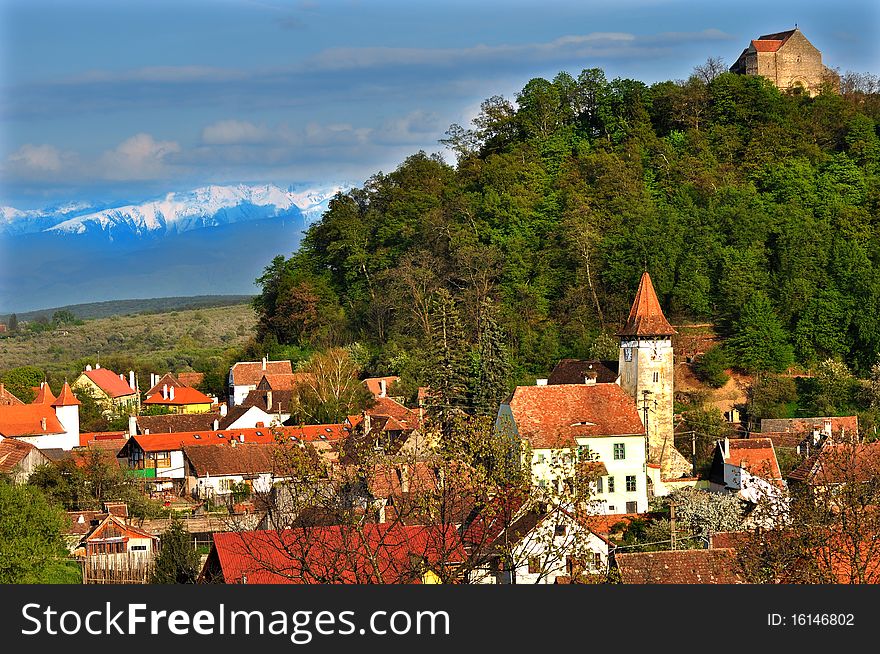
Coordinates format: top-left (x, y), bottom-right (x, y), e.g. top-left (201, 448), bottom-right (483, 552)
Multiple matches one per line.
top-left (653, 372), bottom-right (659, 383)
top-left (624, 348), bottom-right (632, 362)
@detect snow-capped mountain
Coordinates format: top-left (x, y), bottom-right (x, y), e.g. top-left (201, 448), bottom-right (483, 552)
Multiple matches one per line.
top-left (0, 183), bottom-right (347, 240)
top-left (0, 182), bottom-right (350, 312)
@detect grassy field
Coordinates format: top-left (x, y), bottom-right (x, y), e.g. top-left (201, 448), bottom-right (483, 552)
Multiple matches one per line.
top-left (0, 303), bottom-right (256, 376)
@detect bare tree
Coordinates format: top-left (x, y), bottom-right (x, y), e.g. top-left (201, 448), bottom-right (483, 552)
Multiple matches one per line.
top-left (693, 56), bottom-right (728, 84)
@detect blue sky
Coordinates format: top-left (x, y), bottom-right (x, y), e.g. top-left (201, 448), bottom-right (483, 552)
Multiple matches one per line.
top-left (1, 0), bottom-right (877, 208)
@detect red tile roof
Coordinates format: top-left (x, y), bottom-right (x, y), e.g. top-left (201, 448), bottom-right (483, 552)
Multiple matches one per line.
top-left (0, 384), bottom-right (24, 406)
top-left (123, 424), bottom-right (348, 453)
top-left (548, 359), bottom-right (619, 385)
top-left (724, 438), bottom-right (784, 488)
top-left (0, 438), bottom-right (39, 473)
top-left (256, 373), bottom-right (313, 391)
top-left (367, 396), bottom-right (420, 431)
top-left (82, 368), bottom-right (136, 398)
top-left (230, 360), bottom-right (293, 387)
top-left (363, 376), bottom-right (400, 397)
top-left (760, 416), bottom-right (858, 436)
top-left (79, 431), bottom-right (127, 447)
top-left (793, 442), bottom-right (880, 485)
top-left (52, 382), bottom-right (81, 407)
top-left (205, 524), bottom-right (465, 584)
top-left (143, 386), bottom-right (213, 406)
top-left (177, 372), bottom-right (205, 387)
top-left (0, 404), bottom-right (65, 437)
top-left (618, 272), bottom-right (676, 337)
top-left (616, 549), bottom-right (745, 584)
top-left (33, 383), bottom-right (56, 405)
top-left (506, 383), bottom-right (644, 448)
top-left (751, 39), bottom-right (785, 52)
top-left (146, 373), bottom-right (184, 397)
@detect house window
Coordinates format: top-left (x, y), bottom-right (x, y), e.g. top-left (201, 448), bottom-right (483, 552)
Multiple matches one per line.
top-left (593, 553), bottom-right (602, 569)
top-left (652, 372), bottom-right (659, 383)
top-left (528, 557), bottom-right (541, 574)
top-left (626, 475), bottom-right (637, 492)
top-left (608, 505), bottom-right (616, 512)
top-left (626, 501), bottom-right (638, 513)
top-left (607, 476), bottom-right (615, 493)
top-left (554, 524), bottom-right (567, 537)
top-left (220, 479), bottom-right (236, 492)
top-left (130, 545), bottom-right (147, 551)
top-left (624, 348), bottom-right (632, 362)
top-left (613, 443), bottom-right (626, 460)
top-left (596, 476), bottom-right (603, 493)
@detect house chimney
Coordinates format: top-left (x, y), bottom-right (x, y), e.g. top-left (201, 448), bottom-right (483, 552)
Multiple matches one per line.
top-left (255, 422), bottom-right (264, 429)
top-left (144, 429), bottom-right (150, 435)
top-left (584, 371), bottom-right (598, 385)
top-left (86, 364), bottom-right (92, 372)
top-left (364, 413), bottom-right (371, 433)
top-left (213, 419), bottom-right (219, 431)
top-left (239, 434), bottom-right (245, 443)
top-left (536, 378), bottom-right (548, 386)
top-left (41, 417), bottom-right (47, 431)
top-left (95, 363), bottom-right (100, 369)
top-left (169, 386), bottom-right (175, 401)
top-left (119, 373), bottom-right (125, 382)
top-left (128, 415), bottom-right (137, 437)
top-left (219, 403), bottom-right (228, 417)
top-left (379, 379), bottom-right (387, 397)
top-left (129, 370), bottom-right (136, 390)
top-left (723, 436), bottom-right (730, 458)
top-left (262, 357), bottom-right (267, 371)
top-left (162, 384), bottom-right (168, 400)
top-left (266, 389), bottom-right (273, 412)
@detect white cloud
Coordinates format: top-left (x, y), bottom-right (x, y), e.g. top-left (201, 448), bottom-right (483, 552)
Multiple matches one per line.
top-left (202, 120), bottom-right (272, 145)
top-left (100, 133), bottom-right (181, 180)
top-left (8, 144), bottom-right (65, 172)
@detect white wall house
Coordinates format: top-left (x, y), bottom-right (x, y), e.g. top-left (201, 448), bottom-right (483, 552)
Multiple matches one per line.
top-left (710, 437), bottom-right (788, 524)
top-left (497, 383), bottom-right (649, 514)
top-left (228, 358), bottom-right (293, 407)
top-left (470, 505), bottom-right (612, 584)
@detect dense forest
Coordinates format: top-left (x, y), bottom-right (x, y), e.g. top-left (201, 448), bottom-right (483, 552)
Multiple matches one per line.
top-left (253, 66), bottom-right (880, 410)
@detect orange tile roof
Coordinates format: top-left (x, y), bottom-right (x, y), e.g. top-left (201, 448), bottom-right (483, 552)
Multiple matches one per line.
top-left (143, 386), bottom-right (213, 406)
top-left (0, 404), bottom-right (65, 437)
top-left (177, 372), bottom-right (205, 387)
top-left (618, 272), bottom-right (676, 337)
top-left (124, 424), bottom-right (348, 453)
top-left (33, 383), bottom-right (56, 405)
top-left (724, 438), bottom-right (784, 488)
top-left (52, 382), bottom-right (81, 407)
top-left (230, 360), bottom-right (293, 387)
top-left (0, 384), bottom-right (24, 406)
top-left (83, 368), bottom-right (136, 398)
top-left (751, 39), bottom-right (785, 52)
top-left (363, 376), bottom-right (400, 397)
top-left (506, 383), bottom-right (644, 448)
top-left (367, 396), bottom-right (420, 430)
top-left (257, 373), bottom-right (313, 391)
top-left (146, 373), bottom-right (184, 397)
top-left (79, 431), bottom-right (128, 447)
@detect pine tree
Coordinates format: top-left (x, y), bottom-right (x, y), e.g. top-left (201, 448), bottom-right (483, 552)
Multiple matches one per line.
top-left (150, 518), bottom-right (200, 584)
top-left (423, 289), bottom-right (470, 431)
top-left (7, 313), bottom-right (18, 334)
top-left (726, 292), bottom-right (794, 373)
top-left (472, 299), bottom-right (511, 415)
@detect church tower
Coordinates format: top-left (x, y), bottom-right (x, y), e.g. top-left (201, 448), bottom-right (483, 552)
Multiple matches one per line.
top-left (618, 272), bottom-right (690, 477)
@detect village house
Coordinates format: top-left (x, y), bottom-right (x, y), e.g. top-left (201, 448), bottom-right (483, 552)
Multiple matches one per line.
top-left (143, 384), bottom-right (214, 414)
top-left (497, 383), bottom-right (649, 514)
top-left (131, 411), bottom-right (223, 436)
top-left (760, 416), bottom-right (858, 454)
top-left (347, 395), bottom-right (430, 457)
top-left (73, 364), bottom-right (140, 415)
top-left (544, 359), bottom-right (619, 386)
top-left (710, 437), bottom-right (786, 501)
top-left (228, 357), bottom-right (293, 406)
top-left (0, 438), bottom-right (52, 483)
top-left (467, 502), bottom-right (614, 584)
top-left (730, 27), bottom-right (837, 96)
top-left (75, 514), bottom-right (159, 584)
top-left (183, 442), bottom-right (287, 502)
top-left (788, 440), bottom-right (880, 499)
top-left (363, 376), bottom-right (400, 399)
top-left (0, 381), bottom-right (81, 450)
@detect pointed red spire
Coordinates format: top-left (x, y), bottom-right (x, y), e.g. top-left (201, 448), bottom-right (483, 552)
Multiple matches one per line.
top-left (33, 382), bottom-right (56, 405)
top-left (52, 382), bottom-right (82, 407)
top-left (618, 272), bottom-right (676, 337)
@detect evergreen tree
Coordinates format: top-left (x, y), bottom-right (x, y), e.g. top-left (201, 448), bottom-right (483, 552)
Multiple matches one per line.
top-left (150, 518), bottom-right (201, 584)
top-left (726, 292), bottom-right (795, 373)
top-left (471, 299), bottom-right (512, 415)
top-left (7, 313), bottom-right (18, 334)
top-left (423, 289), bottom-right (470, 430)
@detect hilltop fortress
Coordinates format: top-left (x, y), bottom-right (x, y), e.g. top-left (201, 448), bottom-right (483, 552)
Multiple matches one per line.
top-left (730, 27), bottom-right (838, 96)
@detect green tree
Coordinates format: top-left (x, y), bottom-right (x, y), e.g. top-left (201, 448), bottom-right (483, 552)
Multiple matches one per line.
top-left (289, 348), bottom-right (373, 424)
top-left (150, 518), bottom-right (201, 584)
top-left (0, 481), bottom-right (71, 583)
top-left (0, 366), bottom-right (45, 403)
top-left (471, 299), bottom-right (512, 415)
top-left (7, 313), bottom-right (18, 334)
top-left (693, 346), bottom-right (730, 388)
top-left (423, 289), bottom-right (470, 429)
top-left (726, 292), bottom-right (794, 373)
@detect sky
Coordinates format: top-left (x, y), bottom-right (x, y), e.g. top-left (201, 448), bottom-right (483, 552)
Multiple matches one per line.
top-left (1, 0), bottom-right (878, 209)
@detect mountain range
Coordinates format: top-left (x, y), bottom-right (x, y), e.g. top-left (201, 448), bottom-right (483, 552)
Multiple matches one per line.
top-left (0, 183), bottom-right (349, 313)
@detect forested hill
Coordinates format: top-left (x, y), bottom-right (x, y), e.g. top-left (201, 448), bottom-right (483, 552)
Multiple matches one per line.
top-left (252, 68), bottom-right (880, 385)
